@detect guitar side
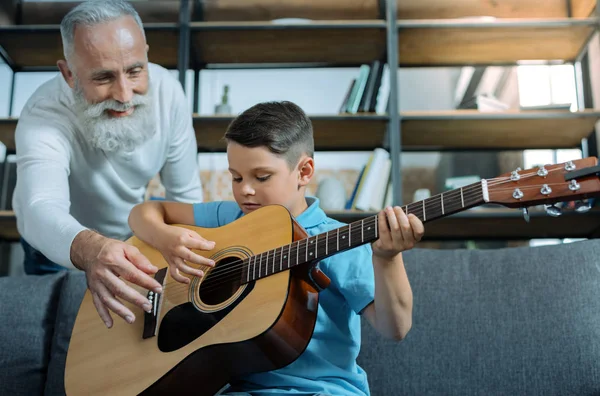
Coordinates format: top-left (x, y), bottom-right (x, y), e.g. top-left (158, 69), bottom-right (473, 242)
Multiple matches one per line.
top-left (65, 205), bottom-right (324, 396)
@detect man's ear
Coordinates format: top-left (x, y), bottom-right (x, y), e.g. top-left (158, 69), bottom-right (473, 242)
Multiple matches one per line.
top-left (297, 156), bottom-right (315, 188)
top-left (57, 60), bottom-right (76, 89)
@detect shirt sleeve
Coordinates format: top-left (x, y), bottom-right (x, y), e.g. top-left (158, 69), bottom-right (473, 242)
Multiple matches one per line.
top-left (159, 75), bottom-right (204, 204)
top-left (13, 104), bottom-right (86, 269)
top-left (321, 243), bottom-right (375, 315)
top-left (192, 201), bottom-right (243, 228)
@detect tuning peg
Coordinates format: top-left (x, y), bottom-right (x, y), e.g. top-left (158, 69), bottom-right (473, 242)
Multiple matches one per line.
top-left (575, 200), bottom-right (592, 213)
top-left (522, 207), bottom-right (530, 223)
top-left (544, 204), bottom-right (562, 217)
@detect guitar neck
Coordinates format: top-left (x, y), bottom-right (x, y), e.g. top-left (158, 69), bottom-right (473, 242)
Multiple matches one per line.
top-left (240, 181), bottom-right (488, 284)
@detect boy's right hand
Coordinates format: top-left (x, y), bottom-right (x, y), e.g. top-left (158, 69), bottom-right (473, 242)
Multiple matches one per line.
top-left (155, 224), bottom-right (216, 284)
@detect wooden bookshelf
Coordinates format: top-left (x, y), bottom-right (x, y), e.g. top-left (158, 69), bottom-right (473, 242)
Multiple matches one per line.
top-left (190, 21), bottom-right (386, 66)
top-left (328, 207), bottom-right (600, 240)
top-left (0, 211), bottom-right (19, 242)
top-left (401, 110), bottom-right (600, 150)
top-left (397, 0), bottom-right (596, 19)
top-left (193, 114), bottom-right (389, 151)
top-left (398, 18), bottom-right (597, 66)
top-left (0, 118), bottom-right (16, 152)
top-left (2, 110), bottom-right (598, 152)
top-left (0, 24), bottom-right (180, 70)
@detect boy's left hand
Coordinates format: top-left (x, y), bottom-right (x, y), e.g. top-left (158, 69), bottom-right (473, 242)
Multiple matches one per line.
top-left (372, 206), bottom-right (424, 259)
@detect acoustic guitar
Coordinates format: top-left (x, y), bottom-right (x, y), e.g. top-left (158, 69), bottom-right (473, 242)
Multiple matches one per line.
top-left (65, 157), bottom-right (600, 395)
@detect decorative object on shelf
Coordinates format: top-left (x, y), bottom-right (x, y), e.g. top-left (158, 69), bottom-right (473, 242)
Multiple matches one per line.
top-left (413, 188), bottom-right (431, 202)
top-left (315, 177), bottom-right (346, 211)
top-left (214, 85), bottom-right (232, 115)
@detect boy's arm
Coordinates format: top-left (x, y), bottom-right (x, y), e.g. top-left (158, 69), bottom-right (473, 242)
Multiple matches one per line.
top-left (128, 201), bottom-right (216, 283)
top-left (363, 206), bottom-right (424, 341)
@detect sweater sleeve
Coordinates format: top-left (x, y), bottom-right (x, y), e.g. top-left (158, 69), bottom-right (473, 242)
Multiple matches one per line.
top-left (13, 104), bottom-right (86, 269)
top-left (159, 75), bottom-right (204, 204)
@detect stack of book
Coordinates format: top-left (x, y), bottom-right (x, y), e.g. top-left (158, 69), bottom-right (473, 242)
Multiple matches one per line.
top-left (339, 61), bottom-right (390, 115)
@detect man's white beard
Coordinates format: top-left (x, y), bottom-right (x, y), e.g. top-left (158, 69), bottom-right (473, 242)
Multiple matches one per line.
top-left (73, 80), bottom-right (156, 153)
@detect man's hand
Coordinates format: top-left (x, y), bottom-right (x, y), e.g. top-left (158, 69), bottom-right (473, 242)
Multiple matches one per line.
top-left (70, 230), bottom-right (163, 328)
top-left (153, 224), bottom-right (216, 284)
top-left (372, 206), bottom-right (424, 260)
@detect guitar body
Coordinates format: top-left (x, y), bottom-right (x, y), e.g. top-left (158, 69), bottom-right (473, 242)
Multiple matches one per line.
top-left (65, 205), bottom-right (329, 396)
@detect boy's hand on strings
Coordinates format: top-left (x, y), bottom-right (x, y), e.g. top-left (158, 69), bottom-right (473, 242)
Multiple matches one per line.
top-left (155, 225), bottom-right (216, 284)
top-left (372, 206), bottom-right (424, 260)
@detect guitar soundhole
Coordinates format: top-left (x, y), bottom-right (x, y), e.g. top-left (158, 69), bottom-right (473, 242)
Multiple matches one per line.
top-left (199, 256), bottom-right (243, 305)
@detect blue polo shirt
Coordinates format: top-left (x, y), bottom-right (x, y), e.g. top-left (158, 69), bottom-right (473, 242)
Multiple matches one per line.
top-left (193, 197), bottom-right (376, 395)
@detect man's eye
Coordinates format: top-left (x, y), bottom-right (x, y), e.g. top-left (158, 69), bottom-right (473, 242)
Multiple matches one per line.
top-left (257, 175), bottom-right (271, 182)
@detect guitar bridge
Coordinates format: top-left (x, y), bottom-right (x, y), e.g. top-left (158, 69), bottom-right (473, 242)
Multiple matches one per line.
top-left (143, 268), bottom-right (167, 339)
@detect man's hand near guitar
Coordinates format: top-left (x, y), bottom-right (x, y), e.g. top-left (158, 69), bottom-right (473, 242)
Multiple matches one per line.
top-left (70, 230), bottom-right (164, 329)
top-left (362, 206), bottom-right (425, 341)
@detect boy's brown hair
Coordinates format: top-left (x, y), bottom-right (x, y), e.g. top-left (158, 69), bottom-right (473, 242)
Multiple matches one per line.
top-left (224, 101), bottom-right (314, 168)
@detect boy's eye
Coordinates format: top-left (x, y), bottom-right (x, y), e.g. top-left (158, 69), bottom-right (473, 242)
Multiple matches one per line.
top-left (257, 175), bottom-right (271, 182)
top-left (232, 177), bottom-right (242, 183)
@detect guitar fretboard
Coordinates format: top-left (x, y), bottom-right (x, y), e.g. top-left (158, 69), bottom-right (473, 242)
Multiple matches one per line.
top-left (239, 181), bottom-right (486, 284)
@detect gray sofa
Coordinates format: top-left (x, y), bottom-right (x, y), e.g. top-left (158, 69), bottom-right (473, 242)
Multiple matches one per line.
top-left (2, 239), bottom-right (600, 395)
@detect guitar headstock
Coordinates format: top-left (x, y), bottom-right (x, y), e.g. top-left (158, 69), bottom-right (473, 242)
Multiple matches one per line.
top-left (486, 157), bottom-right (600, 209)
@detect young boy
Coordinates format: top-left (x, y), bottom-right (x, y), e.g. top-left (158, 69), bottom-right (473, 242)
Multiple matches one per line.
top-left (128, 101), bottom-right (424, 395)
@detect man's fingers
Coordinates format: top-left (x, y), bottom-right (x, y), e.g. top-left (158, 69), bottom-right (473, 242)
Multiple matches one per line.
top-left (126, 246), bottom-right (158, 274)
top-left (102, 269), bottom-right (153, 314)
top-left (94, 281), bottom-right (137, 324)
top-left (92, 291), bottom-right (113, 328)
top-left (115, 254), bottom-right (162, 294)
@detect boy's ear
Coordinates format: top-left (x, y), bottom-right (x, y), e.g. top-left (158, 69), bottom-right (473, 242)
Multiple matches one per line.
top-left (297, 156), bottom-right (314, 188)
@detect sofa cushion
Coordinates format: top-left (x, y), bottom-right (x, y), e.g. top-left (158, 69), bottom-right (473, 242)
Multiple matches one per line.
top-left (44, 271), bottom-right (87, 396)
top-left (0, 272), bottom-right (66, 396)
top-left (358, 239), bottom-right (600, 395)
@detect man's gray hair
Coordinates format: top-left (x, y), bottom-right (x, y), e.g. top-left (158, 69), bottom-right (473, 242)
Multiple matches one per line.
top-left (60, 0), bottom-right (145, 62)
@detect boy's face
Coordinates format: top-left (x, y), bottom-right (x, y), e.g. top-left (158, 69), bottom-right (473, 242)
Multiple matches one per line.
top-left (227, 142), bottom-right (314, 217)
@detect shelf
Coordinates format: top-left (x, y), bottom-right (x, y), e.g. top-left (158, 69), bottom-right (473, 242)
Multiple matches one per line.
top-left (0, 118), bottom-right (16, 152)
top-left (0, 211), bottom-right (19, 242)
top-left (400, 110), bottom-right (600, 150)
top-left (0, 24), bottom-right (180, 70)
top-left (397, 0), bottom-right (596, 19)
top-left (397, 18), bottom-right (598, 66)
top-left (3, 110), bottom-right (598, 152)
top-left (189, 21), bottom-right (387, 67)
top-left (327, 207), bottom-right (600, 240)
top-left (193, 114), bottom-right (389, 151)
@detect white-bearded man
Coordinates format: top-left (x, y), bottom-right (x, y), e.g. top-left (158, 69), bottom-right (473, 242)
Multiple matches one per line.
top-left (12, 0), bottom-right (211, 329)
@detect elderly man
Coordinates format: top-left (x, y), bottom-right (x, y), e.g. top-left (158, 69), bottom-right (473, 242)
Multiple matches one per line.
top-left (12, 0), bottom-right (209, 328)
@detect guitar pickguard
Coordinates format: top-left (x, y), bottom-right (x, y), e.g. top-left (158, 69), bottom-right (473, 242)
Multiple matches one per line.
top-left (157, 281), bottom-right (255, 352)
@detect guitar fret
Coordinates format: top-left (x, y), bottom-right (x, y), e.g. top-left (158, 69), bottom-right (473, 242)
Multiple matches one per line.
top-left (441, 193), bottom-right (445, 215)
top-left (349, 223), bottom-right (352, 246)
top-left (404, 205), bottom-right (408, 215)
top-left (296, 241), bottom-right (299, 267)
top-left (315, 235), bottom-right (318, 258)
top-left (337, 228), bottom-right (339, 251)
top-left (305, 238), bottom-right (308, 262)
top-left (423, 200), bottom-right (426, 221)
top-left (259, 252), bottom-right (263, 278)
top-left (287, 244), bottom-right (291, 269)
top-left (272, 248), bottom-right (276, 274)
top-left (325, 231), bottom-right (329, 255)
top-left (361, 219), bottom-right (364, 243)
top-left (280, 246), bottom-right (283, 271)
top-left (460, 187), bottom-right (464, 207)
